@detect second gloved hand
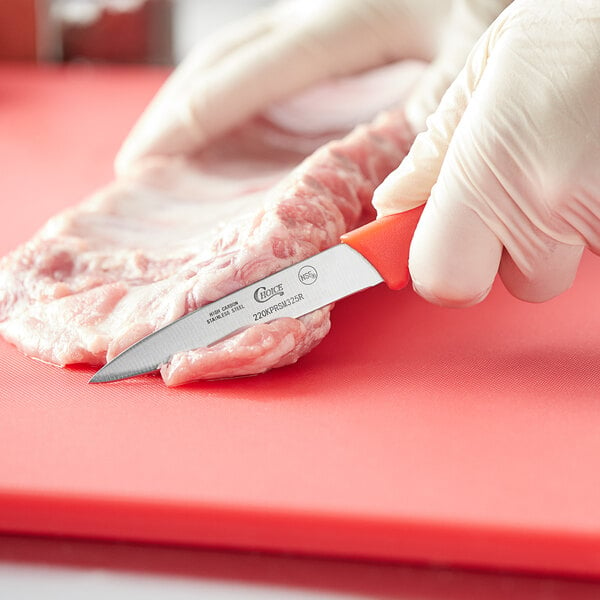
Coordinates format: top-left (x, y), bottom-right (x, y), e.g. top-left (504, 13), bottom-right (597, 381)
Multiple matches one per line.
top-left (374, 0), bottom-right (600, 306)
top-left (115, 0), bottom-right (511, 174)
top-left (115, 0), bottom-right (450, 174)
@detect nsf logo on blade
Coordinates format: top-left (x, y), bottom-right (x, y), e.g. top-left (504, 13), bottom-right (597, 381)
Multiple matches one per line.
top-left (298, 265), bottom-right (318, 285)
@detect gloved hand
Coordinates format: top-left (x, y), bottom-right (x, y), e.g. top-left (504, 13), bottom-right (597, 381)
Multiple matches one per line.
top-left (115, 0), bottom-right (509, 174)
top-left (373, 0), bottom-right (600, 306)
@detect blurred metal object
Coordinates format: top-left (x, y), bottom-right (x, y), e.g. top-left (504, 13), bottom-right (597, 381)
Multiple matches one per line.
top-left (37, 0), bottom-right (173, 64)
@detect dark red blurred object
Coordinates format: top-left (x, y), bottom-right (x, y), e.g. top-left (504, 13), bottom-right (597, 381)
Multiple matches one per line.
top-left (60, 0), bottom-right (173, 64)
top-left (0, 0), bottom-right (37, 60)
top-left (0, 0), bottom-right (172, 64)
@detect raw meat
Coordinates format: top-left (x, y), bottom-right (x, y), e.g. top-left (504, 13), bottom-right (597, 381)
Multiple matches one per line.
top-left (0, 61), bottom-right (423, 385)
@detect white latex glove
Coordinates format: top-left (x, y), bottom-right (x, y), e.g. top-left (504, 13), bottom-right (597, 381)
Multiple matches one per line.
top-left (405, 0), bottom-right (512, 132)
top-left (115, 0), bottom-right (509, 174)
top-left (115, 0), bottom-right (447, 174)
top-left (373, 0), bottom-right (600, 306)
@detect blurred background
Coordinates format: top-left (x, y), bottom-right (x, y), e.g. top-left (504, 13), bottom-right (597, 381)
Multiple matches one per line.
top-left (0, 0), bottom-right (270, 65)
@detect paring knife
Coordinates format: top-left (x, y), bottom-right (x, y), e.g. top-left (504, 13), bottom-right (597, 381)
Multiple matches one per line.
top-left (90, 205), bottom-right (424, 383)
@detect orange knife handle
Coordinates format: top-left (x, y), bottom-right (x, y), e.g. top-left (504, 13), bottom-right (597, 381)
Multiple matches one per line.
top-left (341, 204), bottom-right (424, 290)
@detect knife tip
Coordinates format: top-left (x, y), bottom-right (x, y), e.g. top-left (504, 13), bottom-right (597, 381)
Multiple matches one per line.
top-left (88, 368), bottom-right (113, 384)
top-left (88, 364), bottom-right (127, 384)
top-left (89, 361), bottom-right (160, 384)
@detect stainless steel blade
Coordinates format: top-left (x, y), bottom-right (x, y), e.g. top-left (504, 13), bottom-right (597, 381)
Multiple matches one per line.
top-left (90, 244), bottom-right (383, 383)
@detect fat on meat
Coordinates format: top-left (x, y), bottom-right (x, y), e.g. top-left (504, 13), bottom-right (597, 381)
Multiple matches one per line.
top-left (0, 61), bottom-right (423, 385)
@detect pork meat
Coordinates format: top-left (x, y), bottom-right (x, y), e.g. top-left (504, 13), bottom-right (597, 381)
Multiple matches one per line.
top-left (0, 61), bottom-right (423, 385)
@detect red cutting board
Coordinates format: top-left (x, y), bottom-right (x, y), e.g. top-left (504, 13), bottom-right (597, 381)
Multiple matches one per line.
top-left (1, 63), bottom-right (600, 580)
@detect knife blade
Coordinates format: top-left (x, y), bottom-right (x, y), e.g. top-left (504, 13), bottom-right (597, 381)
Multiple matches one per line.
top-left (90, 205), bottom-right (424, 383)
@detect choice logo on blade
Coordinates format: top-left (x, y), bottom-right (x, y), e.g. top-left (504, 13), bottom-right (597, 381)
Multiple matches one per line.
top-left (298, 265), bottom-right (318, 285)
top-left (254, 283), bottom-right (285, 303)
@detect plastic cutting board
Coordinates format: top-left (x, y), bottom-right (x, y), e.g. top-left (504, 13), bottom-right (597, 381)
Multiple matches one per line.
top-left (1, 64), bottom-right (599, 579)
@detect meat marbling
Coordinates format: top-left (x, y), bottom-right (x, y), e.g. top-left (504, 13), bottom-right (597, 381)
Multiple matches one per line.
top-left (0, 61), bottom-right (423, 385)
